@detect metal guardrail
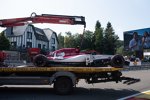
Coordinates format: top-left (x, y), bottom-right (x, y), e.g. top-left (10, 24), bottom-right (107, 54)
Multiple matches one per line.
top-left (4, 60), bottom-right (33, 67)
top-left (123, 62), bottom-right (150, 71)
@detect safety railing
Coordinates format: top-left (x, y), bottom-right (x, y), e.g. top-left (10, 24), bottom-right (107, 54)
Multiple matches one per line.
top-left (123, 62), bottom-right (150, 71)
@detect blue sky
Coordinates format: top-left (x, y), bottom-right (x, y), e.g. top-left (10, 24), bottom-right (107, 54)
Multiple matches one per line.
top-left (0, 0), bottom-right (150, 40)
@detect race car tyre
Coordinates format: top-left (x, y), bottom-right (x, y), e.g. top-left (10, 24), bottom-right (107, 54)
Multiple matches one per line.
top-left (111, 55), bottom-right (125, 68)
top-left (54, 77), bottom-right (73, 95)
top-left (33, 54), bottom-right (48, 67)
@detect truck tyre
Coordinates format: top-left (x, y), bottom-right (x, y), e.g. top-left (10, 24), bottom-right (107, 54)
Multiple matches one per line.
top-left (54, 77), bottom-right (73, 95)
top-left (33, 54), bottom-right (47, 67)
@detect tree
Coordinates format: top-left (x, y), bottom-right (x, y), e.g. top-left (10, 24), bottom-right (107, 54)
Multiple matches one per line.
top-left (58, 33), bottom-right (64, 49)
top-left (64, 32), bottom-right (76, 48)
top-left (62, 31), bottom-right (94, 50)
top-left (81, 30), bottom-right (94, 50)
top-left (73, 33), bottom-right (81, 48)
top-left (116, 40), bottom-right (124, 54)
top-left (94, 20), bottom-right (104, 53)
top-left (116, 46), bottom-right (124, 54)
top-left (0, 32), bottom-right (10, 50)
top-left (103, 22), bottom-right (119, 55)
top-left (116, 40), bottom-right (123, 49)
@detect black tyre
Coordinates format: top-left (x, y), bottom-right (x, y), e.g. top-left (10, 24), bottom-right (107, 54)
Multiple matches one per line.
top-left (33, 54), bottom-right (47, 67)
top-left (111, 55), bottom-right (125, 68)
top-left (54, 77), bottom-right (73, 95)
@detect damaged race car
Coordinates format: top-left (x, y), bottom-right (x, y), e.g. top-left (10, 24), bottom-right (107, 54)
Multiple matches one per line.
top-left (33, 48), bottom-right (125, 68)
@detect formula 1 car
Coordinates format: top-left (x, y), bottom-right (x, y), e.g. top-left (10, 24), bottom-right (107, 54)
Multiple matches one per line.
top-left (33, 48), bottom-right (125, 68)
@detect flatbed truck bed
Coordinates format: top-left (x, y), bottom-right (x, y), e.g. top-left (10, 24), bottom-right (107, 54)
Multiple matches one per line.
top-left (0, 66), bottom-right (123, 73)
top-left (0, 66), bottom-right (140, 95)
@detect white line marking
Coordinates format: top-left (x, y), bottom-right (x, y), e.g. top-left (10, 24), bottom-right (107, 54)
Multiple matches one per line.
top-left (118, 90), bottom-right (150, 100)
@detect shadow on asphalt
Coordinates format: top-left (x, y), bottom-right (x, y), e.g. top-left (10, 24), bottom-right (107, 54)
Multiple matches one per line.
top-left (0, 87), bottom-right (140, 100)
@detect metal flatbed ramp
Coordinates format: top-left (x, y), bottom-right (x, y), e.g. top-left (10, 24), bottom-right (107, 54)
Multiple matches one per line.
top-left (0, 66), bottom-right (123, 73)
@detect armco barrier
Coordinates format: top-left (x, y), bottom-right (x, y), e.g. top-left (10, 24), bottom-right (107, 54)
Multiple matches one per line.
top-left (123, 62), bottom-right (150, 71)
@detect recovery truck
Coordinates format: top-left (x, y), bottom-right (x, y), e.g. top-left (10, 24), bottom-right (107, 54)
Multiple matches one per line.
top-left (0, 13), bottom-right (140, 95)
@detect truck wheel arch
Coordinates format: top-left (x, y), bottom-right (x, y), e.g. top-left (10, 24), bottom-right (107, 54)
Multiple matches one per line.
top-left (49, 71), bottom-right (76, 86)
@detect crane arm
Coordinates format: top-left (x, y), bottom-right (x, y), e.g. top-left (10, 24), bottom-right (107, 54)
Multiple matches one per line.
top-left (0, 12), bottom-right (86, 28)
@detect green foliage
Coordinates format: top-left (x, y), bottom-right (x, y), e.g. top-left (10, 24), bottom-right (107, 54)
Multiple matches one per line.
top-left (116, 46), bottom-right (124, 54)
top-left (116, 40), bottom-right (123, 48)
top-left (57, 21), bottom-right (122, 55)
top-left (59, 31), bottom-right (94, 50)
top-left (0, 32), bottom-right (10, 50)
top-left (94, 21), bottom-right (104, 53)
top-left (64, 32), bottom-right (75, 48)
top-left (123, 50), bottom-right (134, 56)
top-left (58, 33), bottom-right (64, 49)
top-left (103, 22), bottom-right (119, 55)
top-left (73, 33), bottom-right (81, 48)
top-left (81, 30), bottom-right (94, 50)
top-left (116, 40), bottom-right (124, 54)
